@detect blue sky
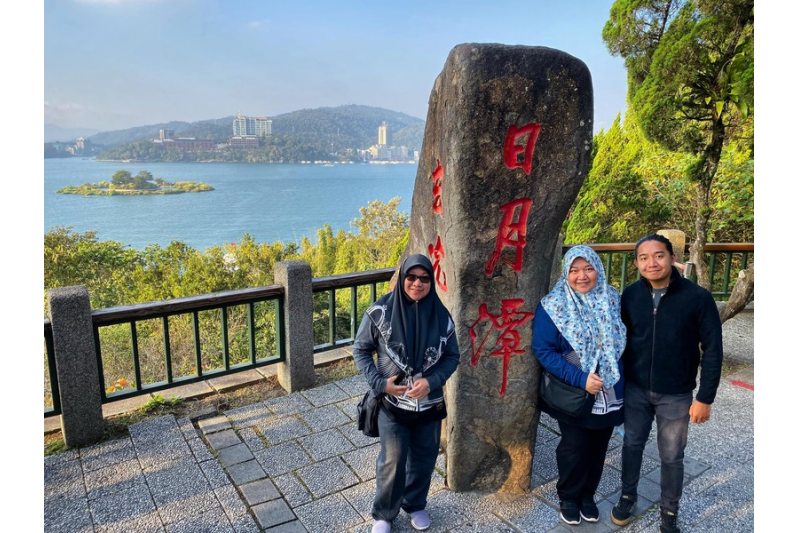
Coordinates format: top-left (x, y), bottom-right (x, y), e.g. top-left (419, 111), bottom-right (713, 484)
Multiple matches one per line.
top-left (44, 0), bottom-right (628, 133)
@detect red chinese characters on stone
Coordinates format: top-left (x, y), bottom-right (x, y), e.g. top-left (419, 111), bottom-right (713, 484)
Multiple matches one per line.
top-left (428, 236), bottom-right (448, 293)
top-left (468, 299), bottom-right (534, 396)
top-left (503, 123), bottom-right (541, 176)
top-left (484, 198), bottom-right (533, 276)
top-left (431, 159), bottom-right (444, 214)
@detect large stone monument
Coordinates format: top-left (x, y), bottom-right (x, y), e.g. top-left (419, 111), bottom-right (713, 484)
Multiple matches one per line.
top-left (401, 44), bottom-right (593, 492)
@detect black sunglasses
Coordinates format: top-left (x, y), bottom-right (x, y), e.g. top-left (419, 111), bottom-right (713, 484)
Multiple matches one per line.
top-left (405, 273), bottom-right (432, 284)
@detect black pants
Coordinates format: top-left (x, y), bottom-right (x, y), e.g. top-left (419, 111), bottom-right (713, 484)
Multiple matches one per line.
top-left (555, 421), bottom-right (614, 503)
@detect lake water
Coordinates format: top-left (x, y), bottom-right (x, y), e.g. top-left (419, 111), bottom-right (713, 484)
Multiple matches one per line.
top-left (44, 158), bottom-right (418, 251)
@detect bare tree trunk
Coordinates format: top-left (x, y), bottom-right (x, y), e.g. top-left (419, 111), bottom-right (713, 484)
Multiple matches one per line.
top-left (689, 120), bottom-right (726, 291)
top-left (689, 183), bottom-right (712, 289)
top-left (719, 262), bottom-right (754, 324)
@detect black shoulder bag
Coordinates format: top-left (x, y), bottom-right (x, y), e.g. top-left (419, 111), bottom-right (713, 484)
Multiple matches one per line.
top-left (538, 369), bottom-right (594, 418)
top-left (357, 389), bottom-right (383, 437)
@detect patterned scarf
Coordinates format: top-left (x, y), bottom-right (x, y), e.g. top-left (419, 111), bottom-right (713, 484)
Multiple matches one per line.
top-left (540, 245), bottom-right (626, 387)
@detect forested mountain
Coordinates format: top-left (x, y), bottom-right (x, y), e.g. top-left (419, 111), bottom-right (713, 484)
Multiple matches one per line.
top-left (89, 105), bottom-right (425, 159)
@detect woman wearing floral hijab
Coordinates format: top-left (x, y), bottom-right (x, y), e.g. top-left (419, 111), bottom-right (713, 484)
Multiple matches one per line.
top-left (532, 245), bottom-right (627, 526)
top-left (353, 254), bottom-right (460, 533)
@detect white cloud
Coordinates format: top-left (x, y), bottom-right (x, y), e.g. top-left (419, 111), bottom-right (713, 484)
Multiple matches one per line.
top-left (247, 19), bottom-right (271, 30)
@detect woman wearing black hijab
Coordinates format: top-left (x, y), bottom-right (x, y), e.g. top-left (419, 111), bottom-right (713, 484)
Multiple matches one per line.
top-left (353, 254), bottom-right (460, 533)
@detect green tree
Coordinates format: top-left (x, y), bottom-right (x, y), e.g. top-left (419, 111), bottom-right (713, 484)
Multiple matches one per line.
top-left (603, 0), bottom-right (753, 288)
top-left (566, 114), bottom-right (671, 243)
top-left (111, 170), bottom-right (133, 187)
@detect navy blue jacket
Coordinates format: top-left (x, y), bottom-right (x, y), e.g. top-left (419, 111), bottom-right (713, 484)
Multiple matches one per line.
top-left (620, 267), bottom-right (723, 404)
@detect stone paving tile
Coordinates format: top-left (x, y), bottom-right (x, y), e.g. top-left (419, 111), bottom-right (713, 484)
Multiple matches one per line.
top-left (157, 492), bottom-right (221, 527)
top-left (536, 422), bottom-right (560, 444)
top-left (188, 435), bottom-right (215, 463)
top-left (295, 457), bottom-right (360, 499)
top-left (252, 498), bottom-right (297, 529)
top-left (301, 382), bottom-right (352, 407)
top-left (254, 441), bottom-right (313, 477)
top-left (89, 482), bottom-right (163, 533)
top-left (238, 427), bottom-right (267, 452)
top-left (200, 456), bottom-right (231, 489)
top-left (217, 442), bottom-right (255, 467)
top-left (225, 401), bottom-right (276, 429)
top-left (44, 447), bottom-right (80, 465)
top-left (532, 441), bottom-right (559, 482)
top-left (341, 478), bottom-right (377, 520)
top-left (264, 520), bottom-right (310, 532)
top-left (595, 465), bottom-right (623, 498)
top-left (206, 429), bottom-right (243, 451)
top-left (129, 415), bottom-right (186, 448)
top-left (226, 459), bottom-right (268, 485)
top-left (334, 374), bottom-right (370, 397)
top-left (274, 472), bottom-right (313, 507)
top-left (294, 493), bottom-right (365, 533)
top-left (198, 415), bottom-right (233, 434)
top-left (176, 417), bottom-right (199, 441)
top-left (258, 415), bottom-right (312, 445)
top-left (84, 458), bottom-right (147, 501)
top-left (449, 514), bottom-right (520, 532)
top-left (298, 427), bottom-right (355, 461)
top-left (411, 489), bottom-right (487, 532)
top-left (239, 478), bottom-right (281, 506)
top-left (44, 493), bottom-right (94, 533)
top-left (435, 452), bottom-right (447, 475)
top-left (336, 396), bottom-right (361, 420)
top-left (491, 493), bottom-right (563, 533)
top-left (341, 443), bottom-right (380, 482)
top-left (300, 403), bottom-right (352, 432)
top-left (80, 436), bottom-right (138, 473)
top-left (230, 513), bottom-right (263, 533)
top-left (264, 393), bottom-right (315, 416)
top-left (338, 420), bottom-right (380, 448)
top-left (44, 456), bottom-right (86, 497)
top-left (215, 484), bottom-right (248, 520)
top-left (166, 506), bottom-right (233, 533)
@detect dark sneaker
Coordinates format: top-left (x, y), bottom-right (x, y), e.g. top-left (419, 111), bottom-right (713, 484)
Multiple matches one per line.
top-left (660, 509), bottom-right (681, 533)
top-left (580, 495), bottom-right (600, 522)
top-left (560, 500), bottom-right (581, 525)
top-left (611, 494), bottom-right (637, 526)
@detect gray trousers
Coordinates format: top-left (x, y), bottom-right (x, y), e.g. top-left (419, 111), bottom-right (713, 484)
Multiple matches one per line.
top-left (621, 383), bottom-right (692, 513)
top-left (372, 406), bottom-right (441, 522)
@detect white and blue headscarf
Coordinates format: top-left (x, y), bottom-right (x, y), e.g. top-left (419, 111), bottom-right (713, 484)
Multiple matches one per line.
top-left (541, 245), bottom-right (626, 387)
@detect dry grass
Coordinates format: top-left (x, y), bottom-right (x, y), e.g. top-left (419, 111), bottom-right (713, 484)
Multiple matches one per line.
top-left (44, 357), bottom-right (360, 457)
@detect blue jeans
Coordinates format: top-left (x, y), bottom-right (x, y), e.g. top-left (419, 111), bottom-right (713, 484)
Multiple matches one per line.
top-left (372, 406), bottom-right (441, 522)
top-left (621, 383), bottom-right (692, 513)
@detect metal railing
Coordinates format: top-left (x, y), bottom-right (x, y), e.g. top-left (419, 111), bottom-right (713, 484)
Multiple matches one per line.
top-left (44, 243), bottom-right (753, 417)
top-left (311, 268), bottom-right (394, 352)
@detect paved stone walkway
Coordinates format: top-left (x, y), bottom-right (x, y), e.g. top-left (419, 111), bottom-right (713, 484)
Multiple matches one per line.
top-left (44, 310), bottom-right (754, 532)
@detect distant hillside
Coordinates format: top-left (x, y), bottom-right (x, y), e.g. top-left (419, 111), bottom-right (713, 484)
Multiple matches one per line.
top-left (88, 105), bottom-right (425, 151)
top-left (44, 124), bottom-right (101, 143)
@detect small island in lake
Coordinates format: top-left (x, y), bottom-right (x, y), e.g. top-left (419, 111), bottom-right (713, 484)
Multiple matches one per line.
top-left (57, 170), bottom-right (214, 196)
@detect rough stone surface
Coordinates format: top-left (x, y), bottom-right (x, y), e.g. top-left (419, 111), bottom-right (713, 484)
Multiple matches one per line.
top-left (401, 44), bottom-right (592, 492)
top-left (47, 286), bottom-right (105, 447)
top-left (275, 260), bottom-right (315, 392)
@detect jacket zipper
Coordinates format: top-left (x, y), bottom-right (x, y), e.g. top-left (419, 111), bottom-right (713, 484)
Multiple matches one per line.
top-left (648, 284), bottom-right (669, 391)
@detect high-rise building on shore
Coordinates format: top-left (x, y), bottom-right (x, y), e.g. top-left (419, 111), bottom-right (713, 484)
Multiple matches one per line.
top-left (378, 122), bottom-right (388, 146)
top-left (233, 114), bottom-right (273, 138)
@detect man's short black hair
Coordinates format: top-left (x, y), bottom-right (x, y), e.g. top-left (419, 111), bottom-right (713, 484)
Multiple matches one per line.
top-left (634, 233), bottom-right (675, 257)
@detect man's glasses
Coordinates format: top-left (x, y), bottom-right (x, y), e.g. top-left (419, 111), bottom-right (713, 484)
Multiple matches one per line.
top-left (405, 273), bottom-right (432, 284)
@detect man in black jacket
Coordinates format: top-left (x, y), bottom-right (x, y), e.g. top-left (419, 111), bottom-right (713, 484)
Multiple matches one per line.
top-left (610, 234), bottom-right (723, 533)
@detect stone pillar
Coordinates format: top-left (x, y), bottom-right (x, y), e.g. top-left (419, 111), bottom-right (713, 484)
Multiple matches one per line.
top-left (402, 44), bottom-right (593, 492)
top-left (274, 261), bottom-right (315, 392)
top-left (657, 229), bottom-right (686, 264)
top-left (46, 286), bottom-right (105, 447)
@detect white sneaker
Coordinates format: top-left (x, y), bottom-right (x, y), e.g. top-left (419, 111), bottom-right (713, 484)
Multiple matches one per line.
top-left (372, 519), bottom-right (391, 533)
top-left (409, 510), bottom-right (430, 531)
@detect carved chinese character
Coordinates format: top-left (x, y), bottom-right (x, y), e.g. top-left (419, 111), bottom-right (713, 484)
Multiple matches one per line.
top-left (431, 159), bottom-right (444, 214)
top-left (503, 123), bottom-right (541, 175)
top-left (468, 299), bottom-right (534, 396)
top-left (485, 198), bottom-right (533, 276)
top-left (428, 235), bottom-right (448, 292)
